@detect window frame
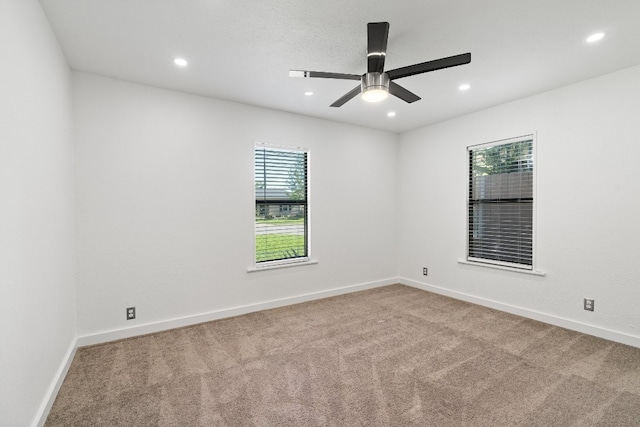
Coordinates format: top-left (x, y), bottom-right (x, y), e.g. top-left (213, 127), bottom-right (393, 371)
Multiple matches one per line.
top-left (252, 142), bottom-right (311, 270)
top-left (465, 134), bottom-right (538, 272)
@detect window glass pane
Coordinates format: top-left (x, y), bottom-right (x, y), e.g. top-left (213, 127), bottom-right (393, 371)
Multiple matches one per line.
top-left (468, 137), bottom-right (534, 269)
top-left (255, 205), bottom-right (306, 263)
top-left (255, 146), bottom-right (308, 263)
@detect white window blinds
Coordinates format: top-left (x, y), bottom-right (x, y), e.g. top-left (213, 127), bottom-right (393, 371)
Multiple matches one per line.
top-left (468, 136), bottom-right (534, 269)
top-left (255, 144), bottom-right (308, 264)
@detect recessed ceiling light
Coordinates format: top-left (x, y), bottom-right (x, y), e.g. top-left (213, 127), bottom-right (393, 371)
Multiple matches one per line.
top-left (174, 58), bottom-right (188, 67)
top-left (459, 83), bottom-right (471, 91)
top-left (304, 91), bottom-right (314, 96)
top-left (387, 111), bottom-right (396, 117)
top-left (586, 32), bottom-right (605, 43)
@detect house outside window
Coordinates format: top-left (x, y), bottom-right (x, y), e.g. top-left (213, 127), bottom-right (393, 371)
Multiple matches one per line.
top-left (467, 135), bottom-right (535, 270)
top-left (255, 143), bottom-right (308, 265)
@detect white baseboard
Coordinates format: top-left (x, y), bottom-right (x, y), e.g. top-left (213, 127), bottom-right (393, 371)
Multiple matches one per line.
top-left (33, 338), bottom-right (77, 427)
top-left (77, 278), bottom-right (397, 347)
top-left (399, 277), bottom-right (640, 349)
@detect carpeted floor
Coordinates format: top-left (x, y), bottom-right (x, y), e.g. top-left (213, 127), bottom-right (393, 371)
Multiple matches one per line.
top-left (46, 284), bottom-right (640, 426)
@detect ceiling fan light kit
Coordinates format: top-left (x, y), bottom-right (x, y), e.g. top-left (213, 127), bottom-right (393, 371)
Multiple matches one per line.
top-left (290, 22), bottom-right (471, 108)
top-left (361, 72), bottom-right (390, 102)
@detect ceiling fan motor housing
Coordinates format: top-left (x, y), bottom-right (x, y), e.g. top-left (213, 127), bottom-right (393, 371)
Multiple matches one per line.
top-left (362, 72), bottom-right (390, 93)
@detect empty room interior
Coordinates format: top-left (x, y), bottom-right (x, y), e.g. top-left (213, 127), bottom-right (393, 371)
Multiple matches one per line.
top-left (3, 0), bottom-right (640, 425)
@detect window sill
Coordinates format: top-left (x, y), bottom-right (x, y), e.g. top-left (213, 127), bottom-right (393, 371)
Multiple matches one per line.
top-left (247, 258), bottom-right (318, 273)
top-left (458, 259), bottom-right (545, 276)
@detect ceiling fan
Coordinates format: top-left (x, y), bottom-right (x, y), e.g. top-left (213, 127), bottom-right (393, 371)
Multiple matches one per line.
top-left (289, 22), bottom-right (471, 107)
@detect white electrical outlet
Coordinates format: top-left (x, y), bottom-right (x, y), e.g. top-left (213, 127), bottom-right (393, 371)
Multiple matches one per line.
top-left (584, 299), bottom-right (594, 312)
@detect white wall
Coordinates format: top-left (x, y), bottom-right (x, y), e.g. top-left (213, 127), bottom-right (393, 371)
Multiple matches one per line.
top-left (398, 64), bottom-right (640, 344)
top-left (73, 72), bottom-right (398, 338)
top-left (0, 1), bottom-right (75, 426)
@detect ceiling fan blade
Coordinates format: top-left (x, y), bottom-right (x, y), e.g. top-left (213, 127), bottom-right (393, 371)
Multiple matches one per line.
top-left (367, 22), bottom-right (389, 73)
top-left (387, 53), bottom-right (471, 80)
top-left (330, 85), bottom-right (362, 107)
top-left (389, 82), bottom-right (421, 103)
top-left (289, 70), bottom-right (361, 81)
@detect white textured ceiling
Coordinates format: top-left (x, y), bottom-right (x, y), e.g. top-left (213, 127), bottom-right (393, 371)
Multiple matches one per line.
top-left (40, 0), bottom-right (640, 133)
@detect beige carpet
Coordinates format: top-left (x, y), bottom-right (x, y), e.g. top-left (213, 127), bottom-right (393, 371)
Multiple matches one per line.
top-left (46, 284), bottom-right (640, 426)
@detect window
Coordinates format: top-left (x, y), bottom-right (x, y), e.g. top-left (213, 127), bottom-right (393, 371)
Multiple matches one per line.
top-left (255, 143), bottom-right (308, 265)
top-left (467, 135), bottom-right (534, 270)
